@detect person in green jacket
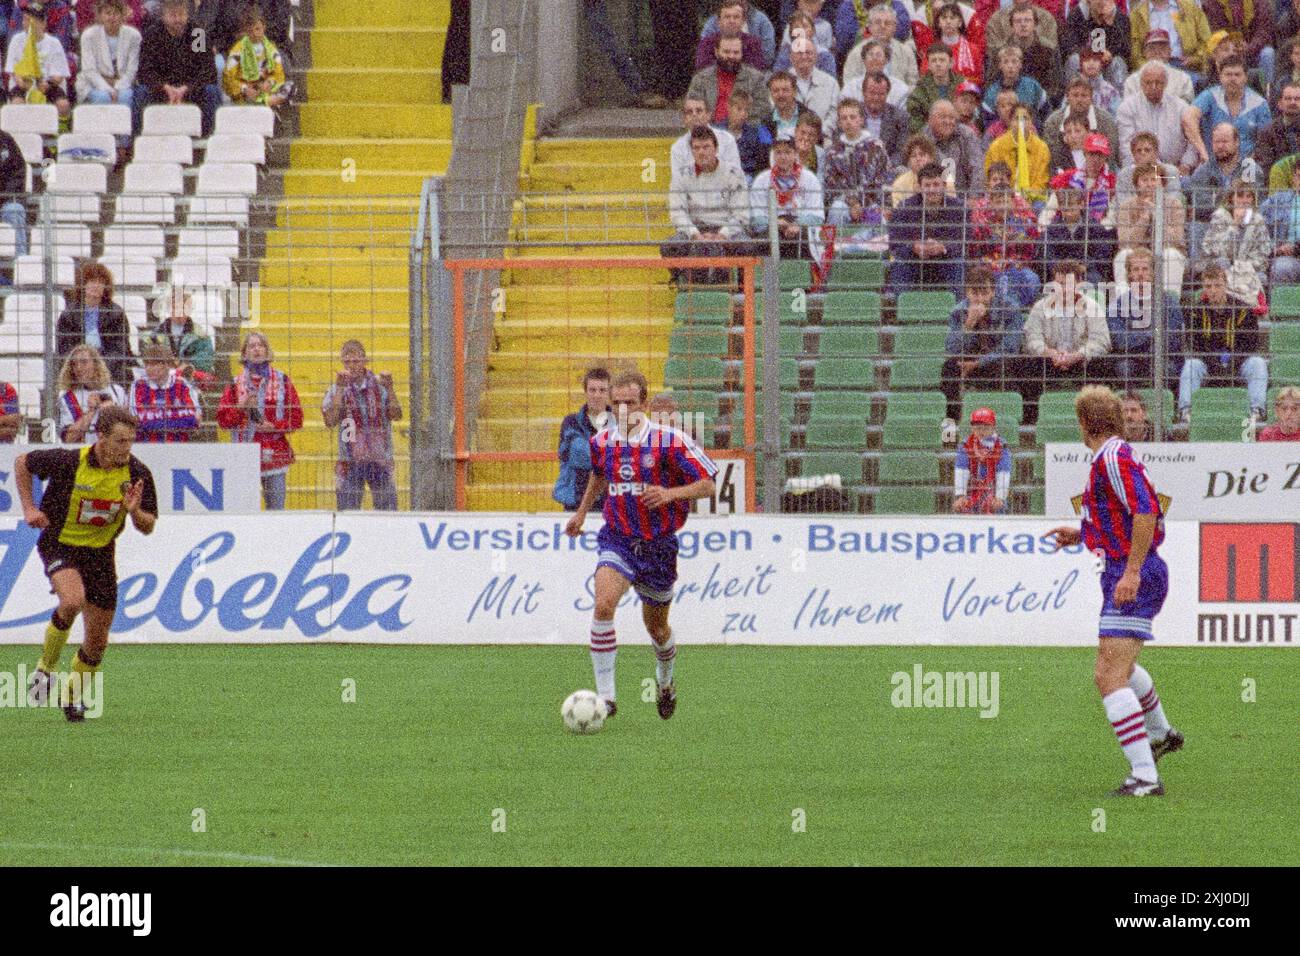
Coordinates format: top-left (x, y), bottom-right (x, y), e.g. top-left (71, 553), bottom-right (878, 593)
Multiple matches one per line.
top-left (908, 44), bottom-right (962, 133)
top-left (145, 284), bottom-right (216, 382)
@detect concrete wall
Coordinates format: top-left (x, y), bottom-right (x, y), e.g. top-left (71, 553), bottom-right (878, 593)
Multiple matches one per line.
top-left (536, 0), bottom-right (581, 131)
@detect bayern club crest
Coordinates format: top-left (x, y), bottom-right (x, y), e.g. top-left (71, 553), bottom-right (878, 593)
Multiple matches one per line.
top-left (619, 464), bottom-right (634, 480)
top-left (641, 453), bottom-right (655, 469)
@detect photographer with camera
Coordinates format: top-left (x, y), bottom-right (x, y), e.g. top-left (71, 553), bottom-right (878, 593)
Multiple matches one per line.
top-left (216, 332), bottom-right (303, 510)
top-left (57, 344), bottom-right (128, 445)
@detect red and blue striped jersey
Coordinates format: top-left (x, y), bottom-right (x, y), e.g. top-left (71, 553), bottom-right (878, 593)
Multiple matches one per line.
top-left (591, 421), bottom-right (718, 540)
top-left (1080, 436), bottom-right (1164, 561)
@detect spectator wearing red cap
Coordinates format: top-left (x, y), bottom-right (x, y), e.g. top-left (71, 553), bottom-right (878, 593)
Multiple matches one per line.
top-left (1123, 28), bottom-right (1195, 102)
top-left (1043, 132), bottom-right (1119, 227)
top-left (1129, 1), bottom-right (1211, 78)
top-left (953, 79), bottom-right (984, 135)
top-left (1063, 0), bottom-right (1131, 89)
top-left (1044, 76), bottom-right (1121, 173)
top-left (953, 407), bottom-right (1012, 514)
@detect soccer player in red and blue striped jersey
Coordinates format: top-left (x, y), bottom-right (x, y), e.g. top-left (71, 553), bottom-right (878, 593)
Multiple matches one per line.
top-left (1046, 386), bottom-right (1183, 797)
top-left (564, 370), bottom-right (718, 720)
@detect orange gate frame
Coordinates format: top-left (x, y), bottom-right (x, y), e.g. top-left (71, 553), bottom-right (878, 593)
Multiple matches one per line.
top-left (446, 256), bottom-right (762, 512)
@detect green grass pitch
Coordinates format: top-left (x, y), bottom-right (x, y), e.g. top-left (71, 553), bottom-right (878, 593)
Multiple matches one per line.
top-left (0, 644), bottom-right (1295, 866)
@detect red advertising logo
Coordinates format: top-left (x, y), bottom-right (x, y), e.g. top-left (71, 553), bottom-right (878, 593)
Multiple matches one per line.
top-left (1200, 524), bottom-right (1300, 603)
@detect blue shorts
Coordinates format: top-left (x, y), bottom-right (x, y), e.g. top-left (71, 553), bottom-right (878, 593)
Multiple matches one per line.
top-left (596, 525), bottom-right (678, 607)
top-left (1098, 553), bottom-right (1168, 641)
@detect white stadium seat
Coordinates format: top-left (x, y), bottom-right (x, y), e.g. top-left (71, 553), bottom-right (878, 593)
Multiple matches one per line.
top-left (0, 103), bottom-right (58, 136)
top-left (197, 162), bottom-right (258, 194)
top-left (29, 223), bottom-right (92, 258)
top-left (0, 222), bottom-right (14, 258)
top-left (177, 226), bottom-right (239, 259)
top-left (100, 254), bottom-right (159, 289)
top-left (214, 105), bottom-right (274, 137)
top-left (14, 254), bottom-right (76, 287)
top-left (0, 359), bottom-right (47, 393)
top-left (171, 255), bottom-right (233, 288)
top-left (123, 294), bottom-right (149, 328)
top-left (11, 131), bottom-right (43, 164)
top-left (57, 132), bottom-right (116, 164)
top-left (132, 134), bottom-right (194, 165)
top-left (204, 133), bottom-right (265, 165)
top-left (72, 103), bottom-right (131, 136)
top-left (123, 162), bottom-right (184, 194)
top-left (142, 104), bottom-right (201, 137)
top-left (17, 382), bottom-right (41, 417)
top-left (47, 160), bottom-right (107, 193)
top-left (114, 193), bottom-right (177, 225)
top-left (1, 295), bottom-right (66, 354)
top-left (102, 224), bottom-right (166, 259)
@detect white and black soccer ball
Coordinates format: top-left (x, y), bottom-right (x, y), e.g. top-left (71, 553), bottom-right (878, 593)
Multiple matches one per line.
top-left (561, 690), bottom-right (607, 735)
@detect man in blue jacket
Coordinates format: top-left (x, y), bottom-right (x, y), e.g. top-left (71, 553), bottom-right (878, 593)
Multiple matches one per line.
top-left (939, 263), bottom-right (1026, 426)
top-left (554, 367), bottom-right (611, 511)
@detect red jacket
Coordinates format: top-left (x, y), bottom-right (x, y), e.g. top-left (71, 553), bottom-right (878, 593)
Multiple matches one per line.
top-left (216, 367), bottom-right (303, 474)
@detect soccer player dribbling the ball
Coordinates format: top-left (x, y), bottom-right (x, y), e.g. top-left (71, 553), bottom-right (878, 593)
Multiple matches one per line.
top-left (564, 370), bottom-right (718, 720)
top-left (1045, 386), bottom-right (1183, 796)
top-left (16, 405), bottom-right (158, 722)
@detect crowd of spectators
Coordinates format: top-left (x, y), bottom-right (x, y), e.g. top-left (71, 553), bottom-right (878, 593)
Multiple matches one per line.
top-left (658, 0), bottom-right (1300, 435)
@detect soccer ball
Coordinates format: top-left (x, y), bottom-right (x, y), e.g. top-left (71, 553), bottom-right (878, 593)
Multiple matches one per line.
top-left (561, 690), bottom-right (608, 735)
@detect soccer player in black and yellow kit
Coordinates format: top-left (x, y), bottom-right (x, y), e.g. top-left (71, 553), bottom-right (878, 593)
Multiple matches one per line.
top-left (14, 405), bottom-right (158, 722)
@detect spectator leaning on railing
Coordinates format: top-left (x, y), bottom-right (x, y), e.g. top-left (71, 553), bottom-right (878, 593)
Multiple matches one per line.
top-left (128, 340), bottom-right (202, 443)
top-left (216, 332), bottom-right (303, 510)
top-left (57, 344), bottom-right (128, 445)
top-left (322, 340), bottom-right (402, 512)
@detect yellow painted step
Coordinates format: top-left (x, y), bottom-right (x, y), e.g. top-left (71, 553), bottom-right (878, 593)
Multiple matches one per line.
top-left (297, 102), bottom-right (453, 139)
top-left (259, 288), bottom-right (408, 313)
top-left (314, 3), bottom-right (450, 28)
top-left (493, 327), bottom-right (671, 353)
top-left (259, 257), bottom-right (409, 285)
top-left (533, 138), bottom-right (676, 165)
top-left (466, 485), bottom-right (558, 512)
top-left (308, 27), bottom-right (447, 69)
top-left (486, 354), bottom-right (665, 378)
top-left (290, 138), bottom-right (452, 170)
top-left (281, 169), bottom-right (443, 197)
top-left (467, 460), bottom-right (560, 485)
top-left (305, 68), bottom-right (442, 104)
top-left (500, 286), bottom-right (675, 312)
top-left (526, 162), bottom-right (675, 193)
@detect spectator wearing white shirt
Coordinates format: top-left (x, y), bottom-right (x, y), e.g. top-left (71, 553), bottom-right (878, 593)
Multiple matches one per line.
top-left (841, 39), bottom-right (912, 112)
top-left (843, 4), bottom-right (919, 93)
top-left (750, 133), bottom-right (824, 258)
top-left (789, 35), bottom-right (838, 132)
top-left (671, 95), bottom-right (743, 177)
top-left (5, 1), bottom-right (71, 119)
top-left (1115, 61), bottom-right (1200, 176)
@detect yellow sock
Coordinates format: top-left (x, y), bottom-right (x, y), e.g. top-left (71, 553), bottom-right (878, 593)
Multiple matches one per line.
top-left (39, 621), bottom-right (72, 672)
top-left (64, 652), bottom-right (100, 706)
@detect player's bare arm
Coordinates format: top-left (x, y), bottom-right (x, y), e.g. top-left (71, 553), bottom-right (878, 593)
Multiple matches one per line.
top-left (124, 480), bottom-right (157, 535)
top-left (1043, 525), bottom-right (1081, 549)
top-left (564, 473), bottom-right (608, 537)
top-left (641, 477), bottom-right (715, 510)
top-left (12, 454), bottom-right (48, 530)
top-left (1115, 513), bottom-right (1156, 606)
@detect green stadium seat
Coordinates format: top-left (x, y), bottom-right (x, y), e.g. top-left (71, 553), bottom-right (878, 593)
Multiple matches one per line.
top-left (780, 357), bottom-right (800, 388)
top-left (801, 451), bottom-right (863, 485)
top-left (669, 327), bottom-right (728, 357)
top-left (818, 327), bottom-right (879, 357)
top-left (1189, 416), bottom-right (1248, 442)
top-left (878, 451), bottom-right (937, 484)
top-left (1269, 324), bottom-right (1300, 354)
top-left (881, 418), bottom-right (940, 448)
top-left (1035, 420), bottom-right (1084, 445)
top-left (885, 391), bottom-right (947, 420)
top-left (874, 486), bottom-right (936, 514)
top-left (1270, 284), bottom-right (1300, 320)
top-left (664, 356), bottom-right (726, 390)
top-left (810, 391), bottom-right (873, 421)
top-left (1273, 354), bottom-right (1300, 384)
top-left (825, 258), bottom-right (886, 290)
top-left (779, 260), bottom-right (812, 290)
top-left (896, 290), bottom-right (957, 324)
top-left (889, 356), bottom-right (944, 388)
top-left (1037, 391), bottom-right (1079, 422)
top-left (1189, 387), bottom-right (1249, 417)
top-left (806, 419), bottom-right (866, 448)
top-left (1029, 488), bottom-right (1045, 515)
top-left (730, 418), bottom-right (793, 449)
top-left (892, 326), bottom-right (948, 355)
top-left (674, 291), bottom-right (732, 325)
top-left (814, 357), bottom-right (874, 389)
top-left (960, 391), bottom-right (1023, 429)
top-left (1031, 453), bottom-right (1045, 482)
top-left (822, 291), bottom-right (883, 325)
top-left (778, 293), bottom-right (812, 326)
top-left (753, 327), bottom-right (806, 356)
top-left (671, 390), bottom-right (719, 418)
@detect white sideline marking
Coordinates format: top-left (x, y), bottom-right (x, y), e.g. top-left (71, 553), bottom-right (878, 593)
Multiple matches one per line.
top-left (0, 840), bottom-right (337, 867)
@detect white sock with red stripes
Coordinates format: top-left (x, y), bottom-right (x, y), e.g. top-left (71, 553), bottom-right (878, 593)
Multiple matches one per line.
top-left (590, 618), bottom-right (616, 702)
top-left (1128, 664), bottom-right (1171, 742)
top-left (1103, 688), bottom-right (1158, 782)
top-left (653, 628), bottom-right (676, 689)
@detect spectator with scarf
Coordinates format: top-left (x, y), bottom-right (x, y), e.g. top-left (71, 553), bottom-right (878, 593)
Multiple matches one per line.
top-left (128, 340), bottom-right (202, 443)
top-left (216, 332), bottom-right (303, 510)
top-left (56, 261), bottom-right (137, 388)
top-left (750, 133), bottom-right (825, 258)
top-left (953, 407), bottom-right (1012, 514)
top-left (984, 103), bottom-right (1050, 202)
top-left (322, 339), bottom-right (402, 511)
top-left (223, 5), bottom-right (290, 108)
top-left (57, 344), bottom-right (128, 445)
top-left (970, 159), bottom-right (1043, 307)
top-left (924, 3), bottom-right (982, 85)
top-left (1042, 132), bottom-right (1119, 232)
